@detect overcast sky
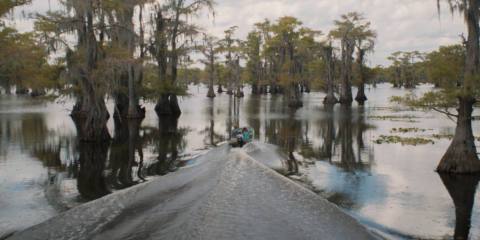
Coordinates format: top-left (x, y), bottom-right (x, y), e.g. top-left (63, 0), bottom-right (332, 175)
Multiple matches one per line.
top-left (9, 0), bottom-right (466, 66)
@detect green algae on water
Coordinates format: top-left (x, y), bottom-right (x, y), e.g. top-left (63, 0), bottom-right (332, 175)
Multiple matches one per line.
top-left (374, 135), bottom-right (435, 146)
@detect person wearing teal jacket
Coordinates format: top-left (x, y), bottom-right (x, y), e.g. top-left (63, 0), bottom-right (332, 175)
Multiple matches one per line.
top-left (242, 128), bottom-right (251, 143)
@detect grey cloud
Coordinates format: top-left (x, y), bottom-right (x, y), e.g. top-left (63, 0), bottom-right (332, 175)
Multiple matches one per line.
top-left (9, 0), bottom-right (465, 66)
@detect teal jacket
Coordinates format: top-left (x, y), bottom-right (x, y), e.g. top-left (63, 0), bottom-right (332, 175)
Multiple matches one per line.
top-left (242, 131), bottom-right (251, 142)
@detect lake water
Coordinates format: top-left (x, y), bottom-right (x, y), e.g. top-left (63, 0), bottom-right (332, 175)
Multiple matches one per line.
top-left (0, 83), bottom-right (479, 239)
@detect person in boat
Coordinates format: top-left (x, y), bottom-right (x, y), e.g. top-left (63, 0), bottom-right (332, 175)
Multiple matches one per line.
top-left (230, 127), bottom-right (253, 147)
top-left (242, 127), bottom-right (251, 143)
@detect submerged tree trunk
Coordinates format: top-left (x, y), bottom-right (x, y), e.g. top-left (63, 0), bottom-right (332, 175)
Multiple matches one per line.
top-left (114, 90), bottom-right (129, 119)
top-left (155, 94), bottom-right (171, 115)
top-left (235, 86), bottom-right (244, 98)
top-left (3, 84), bottom-right (11, 95)
top-left (251, 82), bottom-right (259, 94)
top-left (287, 83), bottom-right (302, 108)
top-left (355, 84), bottom-right (367, 105)
top-left (150, 6), bottom-right (180, 119)
top-left (355, 49), bottom-right (368, 105)
top-left (71, 92), bottom-right (88, 119)
top-left (81, 93), bottom-right (111, 142)
top-left (303, 82), bottom-right (311, 93)
top-left (15, 86), bottom-right (28, 95)
top-left (439, 0), bottom-right (480, 174)
top-left (169, 94), bottom-right (181, 117)
top-left (127, 65), bottom-right (145, 119)
top-left (217, 84), bottom-right (223, 93)
top-left (339, 39), bottom-right (354, 106)
top-left (155, 93), bottom-right (181, 118)
top-left (78, 1), bottom-right (111, 142)
top-left (437, 97), bottom-right (480, 173)
top-left (323, 46), bottom-right (338, 105)
top-left (207, 86), bottom-right (216, 98)
top-left (207, 54), bottom-right (216, 98)
top-left (30, 89), bottom-right (46, 97)
top-left (226, 82), bottom-right (234, 95)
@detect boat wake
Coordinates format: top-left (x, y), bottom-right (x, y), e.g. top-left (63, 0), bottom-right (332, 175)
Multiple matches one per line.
top-left (9, 143), bottom-right (377, 240)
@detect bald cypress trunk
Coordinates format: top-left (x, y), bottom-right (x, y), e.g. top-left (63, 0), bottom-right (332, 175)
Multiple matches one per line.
top-left (114, 89), bottom-right (129, 119)
top-left (235, 86), bottom-right (244, 98)
top-left (125, 7), bottom-right (144, 120)
top-left (161, 5), bottom-right (181, 118)
top-left (323, 46), bottom-right (338, 105)
top-left (252, 83), bottom-right (259, 95)
top-left (170, 94), bottom-right (181, 117)
top-left (78, 0), bottom-right (110, 142)
top-left (339, 39), bottom-right (354, 106)
top-left (439, 0), bottom-right (480, 173)
top-left (226, 82), bottom-right (234, 95)
top-left (207, 53), bottom-right (216, 98)
top-left (355, 49), bottom-right (367, 105)
top-left (207, 86), bottom-right (216, 98)
top-left (81, 83), bottom-right (111, 142)
top-left (150, 6), bottom-right (180, 118)
top-left (155, 94), bottom-right (172, 116)
top-left (437, 97), bottom-right (480, 173)
top-left (287, 83), bottom-right (302, 108)
top-left (4, 84), bottom-right (11, 95)
top-left (127, 65), bottom-right (144, 119)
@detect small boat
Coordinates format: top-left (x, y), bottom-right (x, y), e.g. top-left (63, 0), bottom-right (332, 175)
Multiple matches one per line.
top-left (229, 127), bottom-right (255, 147)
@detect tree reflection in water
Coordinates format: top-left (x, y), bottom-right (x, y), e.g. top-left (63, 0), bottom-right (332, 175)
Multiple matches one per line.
top-left (319, 105), bottom-right (335, 161)
top-left (108, 118), bottom-right (145, 190)
top-left (200, 99), bottom-right (224, 146)
top-left (146, 116), bottom-right (188, 176)
top-left (226, 95), bottom-right (241, 139)
top-left (337, 106), bottom-right (356, 171)
top-left (262, 104), bottom-right (301, 175)
top-left (73, 114), bottom-right (190, 200)
top-left (439, 174), bottom-right (480, 240)
top-left (332, 106), bottom-right (373, 171)
top-left (284, 112), bottom-right (300, 175)
top-left (71, 116), bottom-right (110, 200)
top-left (73, 116), bottom-right (147, 201)
top-left (246, 94), bottom-right (261, 141)
top-left (76, 141), bottom-right (110, 200)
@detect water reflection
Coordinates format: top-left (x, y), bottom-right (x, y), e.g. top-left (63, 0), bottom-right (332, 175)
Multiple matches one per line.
top-left (439, 174), bottom-right (480, 240)
top-left (2, 85), bottom-right (480, 239)
top-left (328, 107), bottom-right (374, 171)
top-left (109, 118), bottom-right (145, 189)
top-left (319, 105), bottom-right (335, 160)
top-left (337, 107), bottom-right (356, 171)
top-left (227, 95), bottom-right (241, 139)
top-left (146, 116), bottom-right (188, 176)
top-left (200, 99), bottom-right (224, 146)
top-left (283, 113), bottom-right (300, 175)
top-left (76, 141), bottom-right (110, 200)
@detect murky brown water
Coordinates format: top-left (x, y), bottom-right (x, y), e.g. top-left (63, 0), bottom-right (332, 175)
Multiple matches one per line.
top-left (0, 83), bottom-right (479, 239)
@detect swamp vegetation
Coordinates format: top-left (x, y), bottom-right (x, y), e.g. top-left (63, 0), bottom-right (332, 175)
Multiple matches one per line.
top-left (1, 0), bottom-right (480, 239)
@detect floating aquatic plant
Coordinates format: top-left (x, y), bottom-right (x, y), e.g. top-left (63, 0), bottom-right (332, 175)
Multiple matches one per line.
top-left (374, 135), bottom-right (435, 146)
